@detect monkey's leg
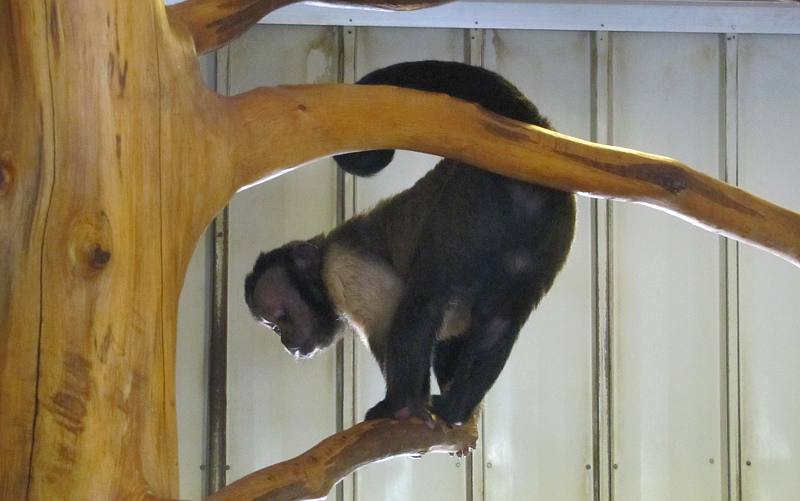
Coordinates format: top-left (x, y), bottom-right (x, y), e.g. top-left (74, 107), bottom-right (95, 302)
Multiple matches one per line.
top-left (366, 344), bottom-right (432, 421)
top-left (364, 283), bottom-right (446, 423)
top-left (433, 336), bottom-right (467, 393)
top-left (366, 242), bottom-right (484, 423)
top-left (432, 279), bottom-right (538, 425)
top-left (367, 165), bottom-right (508, 423)
top-left (432, 329), bottom-right (518, 424)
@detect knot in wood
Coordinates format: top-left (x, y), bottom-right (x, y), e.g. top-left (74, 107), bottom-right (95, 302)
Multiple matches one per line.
top-left (68, 211), bottom-right (113, 277)
top-left (91, 244), bottom-right (112, 269)
top-left (0, 156), bottom-right (13, 195)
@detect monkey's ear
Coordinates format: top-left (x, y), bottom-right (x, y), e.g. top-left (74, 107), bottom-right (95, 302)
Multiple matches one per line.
top-left (291, 242), bottom-right (322, 275)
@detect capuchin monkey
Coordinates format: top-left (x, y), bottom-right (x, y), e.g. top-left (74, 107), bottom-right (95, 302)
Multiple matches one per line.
top-left (245, 60), bottom-right (576, 426)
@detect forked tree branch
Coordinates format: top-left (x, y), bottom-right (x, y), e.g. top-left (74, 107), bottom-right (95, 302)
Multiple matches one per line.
top-left (167, 0), bottom-right (295, 55)
top-left (207, 417), bottom-right (478, 501)
top-left (167, 0), bottom-right (452, 54)
top-left (218, 83), bottom-right (800, 269)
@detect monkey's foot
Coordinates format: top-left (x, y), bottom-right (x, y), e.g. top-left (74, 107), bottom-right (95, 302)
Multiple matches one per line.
top-left (365, 399), bottom-right (435, 429)
top-left (431, 394), bottom-right (472, 427)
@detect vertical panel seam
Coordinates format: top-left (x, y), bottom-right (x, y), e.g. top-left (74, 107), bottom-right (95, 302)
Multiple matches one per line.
top-left (591, 29), bottom-right (613, 501)
top-left (335, 26), bottom-right (346, 501)
top-left (468, 27), bottom-right (484, 501)
top-left (722, 32), bottom-right (742, 501)
top-left (718, 32), bottom-right (730, 501)
top-left (605, 33), bottom-right (615, 501)
top-left (589, 31), bottom-right (601, 501)
top-left (205, 44), bottom-right (233, 497)
top-left (340, 25), bottom-right (357, 501)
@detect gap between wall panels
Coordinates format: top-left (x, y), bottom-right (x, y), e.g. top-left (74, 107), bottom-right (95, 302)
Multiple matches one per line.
top-left (467, 28), bottom-right (484, 501)
top-left (335, 24), bottom-right (358, 501)
top-left (721, 32), bottom-right (742, 501)
top-left (590, 30), bottom-right (613, 501)
top-left (205, 46), bottom-right (234, 498)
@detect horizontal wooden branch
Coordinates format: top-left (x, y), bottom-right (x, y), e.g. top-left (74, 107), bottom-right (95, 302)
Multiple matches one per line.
top-left (219, 83), bottom-right (800, 269)
top-left (167, 0), bottom-right (451, 54)
top-left (207, 417), bottom-right (478, 501)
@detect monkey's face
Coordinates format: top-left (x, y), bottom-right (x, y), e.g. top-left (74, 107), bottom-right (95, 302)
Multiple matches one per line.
top-left (250, 264), bottom-right (337, 359)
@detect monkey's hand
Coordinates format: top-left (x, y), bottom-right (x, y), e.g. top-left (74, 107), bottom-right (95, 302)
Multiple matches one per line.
top-left (365, 398), bottom-right (435, 429)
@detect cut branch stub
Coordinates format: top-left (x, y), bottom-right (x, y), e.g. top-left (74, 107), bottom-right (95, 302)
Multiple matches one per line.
top-left (167, 0), bottom-right (452, 54)
top-left (208, 416), bottom-right (478, 501)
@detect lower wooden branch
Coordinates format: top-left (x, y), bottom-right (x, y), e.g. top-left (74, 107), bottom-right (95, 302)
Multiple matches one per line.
top-left (208, 416), bottom-right (478, 501)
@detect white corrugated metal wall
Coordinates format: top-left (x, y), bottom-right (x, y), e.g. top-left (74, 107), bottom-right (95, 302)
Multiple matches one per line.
top-left (176, 15), bottom-right (800, 501)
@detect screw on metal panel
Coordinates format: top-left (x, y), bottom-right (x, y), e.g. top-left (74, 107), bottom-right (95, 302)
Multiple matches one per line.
top-left (226, 465), bottom-right (231, 471)
top-left (746, 460), bottom-right (752, 466)
top-left (456, 462), bottom-right (461, 468)
top-left (613, 464), bottom-right (619, 470)
top-left (486, 462), bottom-right (493, 469)
top-left (585, 464), bottom-right (592, 470)
top-left (709, 458), bottom-right (715, 464)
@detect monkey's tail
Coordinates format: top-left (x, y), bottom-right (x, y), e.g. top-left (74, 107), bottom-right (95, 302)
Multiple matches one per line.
top-left (334, 149), bottom-right (396, 177)
top-left (333, 60), bottom-right (551, 178)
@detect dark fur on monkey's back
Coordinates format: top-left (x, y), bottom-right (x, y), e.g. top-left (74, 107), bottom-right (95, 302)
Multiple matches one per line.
top-left (331, 59), bottom-right (572, 277)
top-left (327, 61), bottom-right (575, 424)
top-left (335, 60), bottom-right (552, 176)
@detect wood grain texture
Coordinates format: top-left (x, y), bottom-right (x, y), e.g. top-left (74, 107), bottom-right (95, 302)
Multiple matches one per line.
top-left (167, 0), bottom-right (452, 54)
top-left (2, 0), bottom-right (800, 499)
top-left (208, 417), bottom-right (478, 501)
top-left (0, 2), bottom-right (54, 499)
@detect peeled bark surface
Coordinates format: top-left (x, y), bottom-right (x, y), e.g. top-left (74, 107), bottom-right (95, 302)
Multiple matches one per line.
top-left (1, 0), bottom-right (799, 500)
top-left (208, 417), bottom-right (478, 501)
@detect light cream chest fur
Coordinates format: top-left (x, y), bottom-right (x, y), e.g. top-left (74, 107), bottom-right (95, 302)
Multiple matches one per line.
top-left (322, 244), bottom-right (404, 345)
top-left (322, 244), bottom-right (471, 345)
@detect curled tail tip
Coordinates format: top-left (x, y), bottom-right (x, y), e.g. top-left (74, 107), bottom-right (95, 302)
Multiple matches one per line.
top-left (334, 149), bottom-right (395, 177)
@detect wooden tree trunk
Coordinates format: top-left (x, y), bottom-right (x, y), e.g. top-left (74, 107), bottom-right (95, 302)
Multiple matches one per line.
top-left (2, 0), bottom-right (799, 500)
top-left (2, 2), bottom-right (179, 498)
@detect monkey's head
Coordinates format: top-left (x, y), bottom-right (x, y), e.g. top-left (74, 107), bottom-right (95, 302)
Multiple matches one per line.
top-left (244, 240), bottom-right (340, 359)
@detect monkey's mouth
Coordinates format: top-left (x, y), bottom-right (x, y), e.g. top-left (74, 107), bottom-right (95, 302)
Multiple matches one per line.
top-left (285, 342), bottom-right (318, 360)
